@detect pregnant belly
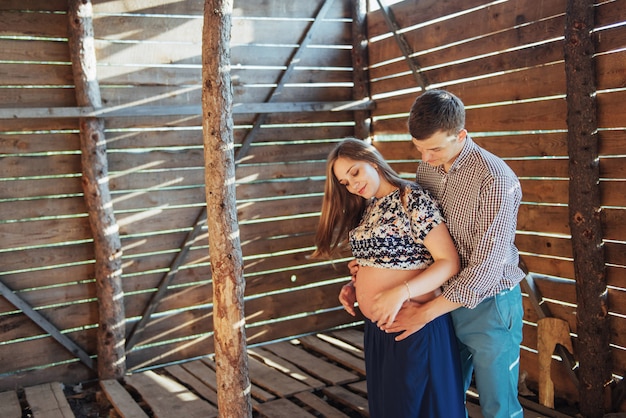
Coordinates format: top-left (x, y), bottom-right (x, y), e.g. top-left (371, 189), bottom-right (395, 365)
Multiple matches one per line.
top-left (354, 265), bottom-right (435, 321)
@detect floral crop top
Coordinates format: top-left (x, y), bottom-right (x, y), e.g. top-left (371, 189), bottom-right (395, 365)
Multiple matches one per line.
top-left (349, 183), bottom-right (445, 270)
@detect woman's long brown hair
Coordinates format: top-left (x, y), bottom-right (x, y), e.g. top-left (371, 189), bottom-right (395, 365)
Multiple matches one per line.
top-left (312, 138), bottom-right (410, 259)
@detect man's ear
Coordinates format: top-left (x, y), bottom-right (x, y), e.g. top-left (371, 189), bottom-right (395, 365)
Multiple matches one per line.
top-left (457, 129), bottom-right (468, 142)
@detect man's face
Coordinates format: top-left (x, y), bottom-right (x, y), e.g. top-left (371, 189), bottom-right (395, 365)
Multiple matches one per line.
top-left (411, 129), bottom-right (466, 169)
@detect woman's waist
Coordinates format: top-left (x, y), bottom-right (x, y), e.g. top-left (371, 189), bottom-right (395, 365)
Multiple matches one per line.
top-left (354, 266), bottom-right (439, 310)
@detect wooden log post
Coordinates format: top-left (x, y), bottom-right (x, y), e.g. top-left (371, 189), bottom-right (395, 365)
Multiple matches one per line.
top-left (351, 0), bottom-right (371, 140)
top-left (202, 1), bottom-right (252, 417)
top-left (564, 1), bottom-right (610, 416)
top-left (68, 0), bottom-right (126, 379)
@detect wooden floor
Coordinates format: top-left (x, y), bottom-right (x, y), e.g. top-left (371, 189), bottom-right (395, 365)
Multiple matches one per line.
top-left (0, 328), bottom-right (572, 418)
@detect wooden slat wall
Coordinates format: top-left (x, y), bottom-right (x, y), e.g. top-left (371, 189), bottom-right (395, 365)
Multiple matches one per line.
top-left (367, 0), bottom-right (626, 403)
top-left (0, 0), bottom-right (362, 390)
top-left (0, 0), bottom-right (97, 389)
top-left (1, 0), bottom-right (624, 400)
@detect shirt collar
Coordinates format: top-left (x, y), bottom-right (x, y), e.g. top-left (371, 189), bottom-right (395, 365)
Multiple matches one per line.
top-left (446, 134), bottom-right (475, 173)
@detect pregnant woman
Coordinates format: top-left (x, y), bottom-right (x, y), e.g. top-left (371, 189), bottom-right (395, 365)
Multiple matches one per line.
top-left (313, 138), bottom-right (465, 417)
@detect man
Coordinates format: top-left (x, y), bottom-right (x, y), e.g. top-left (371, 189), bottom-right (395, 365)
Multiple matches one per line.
top-left (340, 89), bottom-right (525, 418)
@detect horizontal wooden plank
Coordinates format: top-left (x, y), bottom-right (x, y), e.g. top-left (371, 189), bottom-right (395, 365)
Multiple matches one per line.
top-left (0, 63), bottom-right (73, 86)
top-left (596, 0), bottom-right (626, 28)
top-left (596, 13), bottom-right (626, 56)
top-left (519, 179), bottom-right (568, 204)
top-left (298, 335), bottom-right (365, 376)
top-left (518, 204), bottom-right (570, 235)
top-left (254, 397), bottom-right (317, 418)
top-left (598, 89), bottom-right (626, 129)
top-left (0, 154), bottom-right (82, 178)
top-left (516, 234), bottom-right (572, 259)
top-left (260, 341), bottom-right (358, 386)
top-left (0, 87), bottom-right (76, 107)
top-left (596, 47), bottom-right (626, 90)
top-left (249, 347), bottom-right (326, 389)
top-left (164, 364), bottom-right (219, 407)
top-left (24, 382), bottom-right (75, 418)
top-left (322, 385), bottom-right (369, 417)
top-left (0, 10), bottom-right (68, 37)
top-left (0, 217), bottom-right (91, 250)
top-left (604, 208), bottom-right (626, 241)
top-left (0, 38), bottom-right (69, 63)
top-left (373, 40), bottom-right (565, 100)
top-left (0, 390), bottom-right (21, 418)
top-left (0, 117), bottom-right (78, 133)
top-left (0, 357), bottom-right (94, 393)
top-left (248, 355), bottom-right (312, 397)
top-left (196, 358), bottom-right (276, 403)
top-left (606, 242), bottom-right (626, 269)
top-left (375, 97), bottom-right (568, 136)
top-left (92, 0), bottom-right (350, 19)
top-left (125, 370), bottom-right (216, 418)
top-left (0, 132), bottom-right (79, 155)
top-left (126, 308), bottom-right (354, 371)
top-left (0, 327), bottom-right (97, 375)
top-left (601, 128), bottom-right (626, 156)
top-left (367, 0), bottom-right (491, 39)
top-left (372, 5), bottom-right (565, 73)
top-left (94, 17), bottom-right (350, 45)
top-left (523, 253), bottom-right (575, 281)
top-left (0, 100), bottom-right (372, 120)
top-left (0, 196), bottom-right (88, 222)
top-left (244, 309), bottom-right (361, 352)
top-left (100, 379), bottom-right (149, 418)
top-left (0, 0), bottom-right (66, 11)
top-left (371, 63), bottom-right (565, 126)
top-left (293, 390), bottom-right (351, 418)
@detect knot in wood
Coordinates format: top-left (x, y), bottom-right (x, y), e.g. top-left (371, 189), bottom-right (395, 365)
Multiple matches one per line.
top-left (573, 211), bottom-right (585, 224)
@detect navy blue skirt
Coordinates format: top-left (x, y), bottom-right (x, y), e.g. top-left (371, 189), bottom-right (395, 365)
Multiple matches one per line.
top-left (364, 313), bottom-right (465, 418)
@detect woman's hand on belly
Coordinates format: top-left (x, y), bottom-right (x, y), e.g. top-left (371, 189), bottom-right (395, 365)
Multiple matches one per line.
top-left (354, 266), bottom-right (414, 324)
top-left (368, 284), bottom-right (411, 327)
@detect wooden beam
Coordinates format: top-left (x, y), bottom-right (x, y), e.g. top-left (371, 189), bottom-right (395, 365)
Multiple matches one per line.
top-left (564, 1), bottom-right (610, 416)
top-left (0, 279), bottom-right (95, 370)
top-left (0, 101), bottom-right (375, 120)
top-left (68, 0), bottom-right (126, 380)
top-left (374, 0), bottom-right (428, 89)
top-left (202, 0), bottom-right (251, 416)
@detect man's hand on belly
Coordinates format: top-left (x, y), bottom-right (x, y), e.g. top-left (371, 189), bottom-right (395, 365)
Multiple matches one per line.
top-left (338, 281), bottom-right (357, 316)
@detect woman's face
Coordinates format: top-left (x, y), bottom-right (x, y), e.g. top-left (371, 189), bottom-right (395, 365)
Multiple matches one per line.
top-left (333, 156), bottom-right (387, 199)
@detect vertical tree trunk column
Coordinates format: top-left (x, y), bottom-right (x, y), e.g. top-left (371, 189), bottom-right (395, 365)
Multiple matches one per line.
top-left (202, 1), bottom-right (252, 417)
top-left (68, 0), bottom-right (126, 379)
top-left (564, 1), bottom-right (610, 417)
